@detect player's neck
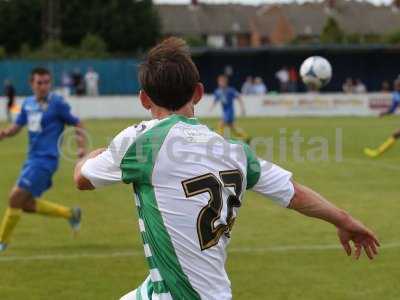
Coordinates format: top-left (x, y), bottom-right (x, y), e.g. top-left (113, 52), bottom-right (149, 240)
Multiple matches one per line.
top-left (35, 94), bottom-right (49, 103)
top-left (151, 102), bottom-right (195, 120)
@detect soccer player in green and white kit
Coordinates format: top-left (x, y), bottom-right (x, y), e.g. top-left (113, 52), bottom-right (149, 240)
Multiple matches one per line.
top-left (74, 38), bottom-right (379, 300)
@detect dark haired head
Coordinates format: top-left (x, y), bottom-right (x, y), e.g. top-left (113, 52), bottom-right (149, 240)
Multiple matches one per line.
top-left (30, 67), bottom-right (51, 81)
top-left (139, 37), bottom-right (200, 111)
top-left (217, 74), bottom-right (228, 88)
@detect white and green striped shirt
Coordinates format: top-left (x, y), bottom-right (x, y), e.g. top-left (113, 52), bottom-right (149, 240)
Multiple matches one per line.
top-left (82, 115), bottom-right (294, 300)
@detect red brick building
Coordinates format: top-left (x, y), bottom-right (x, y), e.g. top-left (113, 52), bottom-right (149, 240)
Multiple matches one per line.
top-left (156, 0), bottom-right (400, 48)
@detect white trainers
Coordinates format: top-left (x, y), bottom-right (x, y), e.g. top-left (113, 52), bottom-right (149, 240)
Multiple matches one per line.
top-left (68, 207), bottom-right (82, 233)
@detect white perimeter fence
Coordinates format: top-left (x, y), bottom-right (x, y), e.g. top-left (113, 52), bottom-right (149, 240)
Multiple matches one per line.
top-left (0, 93), bottom-right (396, 121)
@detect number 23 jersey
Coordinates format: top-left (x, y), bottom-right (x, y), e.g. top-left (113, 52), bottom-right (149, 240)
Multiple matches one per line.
top-left (81, 114), bottom-right (294, 300)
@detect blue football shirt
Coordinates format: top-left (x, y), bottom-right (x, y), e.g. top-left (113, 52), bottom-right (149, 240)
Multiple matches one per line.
top-left (15, 93), bottom-right (80, 171)
top-left (387, 91), bottom-right (400, 114)
top-left (393, 91), bottom-right (400, 103)
top-left (214, 87), bottom-right (240, 115)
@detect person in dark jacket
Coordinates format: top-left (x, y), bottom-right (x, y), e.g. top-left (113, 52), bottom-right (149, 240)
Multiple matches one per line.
top-left (4, 80), bottom-right (16, 122)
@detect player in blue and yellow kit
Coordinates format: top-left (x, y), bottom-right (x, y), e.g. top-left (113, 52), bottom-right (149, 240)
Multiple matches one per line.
top-left (364, 79), bottom-right (400, 158)
top-left (0, 67), bottom-right (87, 251)
top-left (210, 75), bottom-right (249, 141)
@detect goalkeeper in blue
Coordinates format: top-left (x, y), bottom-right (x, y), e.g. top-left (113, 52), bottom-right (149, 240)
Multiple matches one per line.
top-left (364, 79), bottom-right (400, 158)
top-left (0, 67), bottom-right (86, 252)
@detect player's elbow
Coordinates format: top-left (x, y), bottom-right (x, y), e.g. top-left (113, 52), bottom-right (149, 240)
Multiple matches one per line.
top-left (74, 173), bottom-right (95, 191)
top-left (287, 182), bottom-right (307, 209)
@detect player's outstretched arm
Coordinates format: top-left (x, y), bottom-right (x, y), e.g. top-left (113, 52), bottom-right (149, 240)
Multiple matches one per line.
top-left (74, 148), bottom-right (106, 190)
top-left (74, 125), bottom-right (140, 191)
top-left (289, 182), bottom-right (380, 260)
top-left (74, 122), bottom-right (87, 159)
top-left (0, 124), bottom-right (22, 141)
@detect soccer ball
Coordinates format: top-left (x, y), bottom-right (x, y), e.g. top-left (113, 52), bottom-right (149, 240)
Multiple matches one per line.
top-left (300, 56), bottom-right (332, 89)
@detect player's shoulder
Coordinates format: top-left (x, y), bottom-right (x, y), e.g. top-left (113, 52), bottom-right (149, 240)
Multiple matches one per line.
top-left (227, 139), bottom-right (259, 166)
top-left (227, 139), bottom-right (261, 187)
top-left (227, 138), bottom-right (253, 154)
top-left (108, 119), bottom-right (162, 163)
top-left (224, 86), bottom-right (237, 95)
top-left (49, 93), bottom-right (67, 104)
top-left (228, 86), bottom-right (239, 94)
top-left (111, 119), bottom-right (161, 145)
top-left (22, 95), bottom-right (35, 106)
top-left (46, 93), bottom-right (69, 111)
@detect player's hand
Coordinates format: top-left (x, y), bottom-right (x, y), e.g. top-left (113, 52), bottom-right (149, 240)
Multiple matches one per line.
top-left (77, 147), bottom-right (87, 159)
top-left (337, 217), bottom-right (380, 260)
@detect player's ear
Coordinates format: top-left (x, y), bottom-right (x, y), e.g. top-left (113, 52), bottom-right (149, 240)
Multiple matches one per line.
top-left (139, 90), bottom-right (152, 110)
top-left (192, 83), bottom-right (204, 105)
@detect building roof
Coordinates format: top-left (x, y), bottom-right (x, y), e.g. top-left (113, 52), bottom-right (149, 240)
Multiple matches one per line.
top-left (333, 1), bottom-right (400, 35)
top-left (157, 4), bottom-right (257, 35)
top-left (258, 0), bottom-right (400, 37)
top-left (157, 1), bottom-right (400, 38)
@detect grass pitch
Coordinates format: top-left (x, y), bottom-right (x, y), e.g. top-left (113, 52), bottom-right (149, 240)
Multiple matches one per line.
top-left (0, 116), bottom-right (399, 300)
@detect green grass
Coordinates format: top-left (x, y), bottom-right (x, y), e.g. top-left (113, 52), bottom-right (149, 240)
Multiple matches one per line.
top-left (0, 116), bottom-right (399, 300)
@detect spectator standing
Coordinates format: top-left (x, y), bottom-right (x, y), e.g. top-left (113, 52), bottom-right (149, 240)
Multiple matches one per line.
top-left (72, 68), bottom-right (85, 96)
top-left (342, 78), bottom-right (354, 93)
top-left (241, 76), bottom-right (254, 95)
top-left (84, 67), bottom-right (100, 96)
top-left (354, 79), bottom-right (367, 94)
top-left (61, 72), bottom-right (72, 96)
top-left (252, 77), bottom-right (267, 95)
top-left (4, 80), bottom-right (16, 122)
top-left (288, 67), bottom-right (299, 92)
top-left (275, 67), bottom-right (289, 93)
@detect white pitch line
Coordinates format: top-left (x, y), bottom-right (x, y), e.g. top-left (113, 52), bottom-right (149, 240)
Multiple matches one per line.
top-left (0, 251), bottom-right (144, 262)
top-left (0, 242), bottom-right (399, 262)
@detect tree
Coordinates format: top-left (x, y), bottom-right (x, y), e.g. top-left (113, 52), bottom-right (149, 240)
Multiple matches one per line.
top-left (345, 33), bottom-right (383, 44)
top-left (0, 46), bottom-right (6, 59)
top-left (0, 0), bottom-right (160, 56)
top-left (184, 36), bottom-right (207, 48)
top-left (60, 0), bottom-right (160, 54)
top-left (17, 36), bottom-right (109, 60)
top-left (19, 40), bottom-right (73, 59)
top-left (79, 34), bottom-right (108, 58)
top-left (0, 0), bottom-right (42, 53)
top-left (320, 17), bottom-right (344, 44)
top-left (385, 29), bottom-right (400, 44)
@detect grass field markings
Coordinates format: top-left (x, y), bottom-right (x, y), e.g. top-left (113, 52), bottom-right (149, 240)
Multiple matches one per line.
top-left (0, 251), bottom-right (144, 262)
top-left (1, 242), bottom-right (399, 262)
